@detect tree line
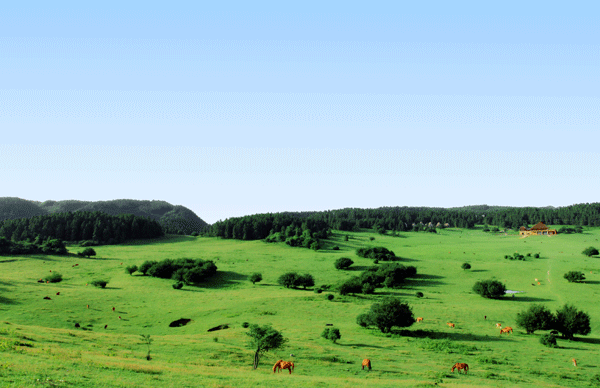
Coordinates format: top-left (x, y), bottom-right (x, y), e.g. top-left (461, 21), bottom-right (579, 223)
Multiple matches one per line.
top-left (211, 203), bottom-right (600, 242)
top-left (0, 211), bottom-right (164, 245)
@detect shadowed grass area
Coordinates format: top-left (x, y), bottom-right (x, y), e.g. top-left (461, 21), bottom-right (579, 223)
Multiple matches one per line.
top-left (0, 227), bottom-right (599, 387)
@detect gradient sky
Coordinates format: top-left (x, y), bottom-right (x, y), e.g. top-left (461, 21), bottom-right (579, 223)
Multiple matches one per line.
top-left (1, 1), bottom-right (599, 224)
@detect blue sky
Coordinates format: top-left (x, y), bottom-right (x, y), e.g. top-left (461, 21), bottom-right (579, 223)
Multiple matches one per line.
top-left (1, 1), bottom-right (599, 224)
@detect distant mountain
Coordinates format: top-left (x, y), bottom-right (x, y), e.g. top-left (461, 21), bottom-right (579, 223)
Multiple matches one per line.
top-left (0, 197), bottom-right (209, 234)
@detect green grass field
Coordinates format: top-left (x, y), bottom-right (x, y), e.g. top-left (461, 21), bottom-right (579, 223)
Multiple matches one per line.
top-left (1, 227), bottom-right (600, 387)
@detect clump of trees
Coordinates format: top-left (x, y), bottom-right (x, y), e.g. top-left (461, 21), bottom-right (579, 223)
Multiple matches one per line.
top-left (334, 257), bottom-right (354, 270)
top-left (321, 327), bottom-right (341, 343)
top-left (516, 303), bottom-right (591, 340)
top-left (504, 252), bottom-right (526, 261)
top-left (356, 297), bottom-right (415, 333)
top-left (0, 237), bottom-right (68, 256)
top-left (138, 258), bottom-right (217, 285)
top-left (472, 279), bottom-right (506, 299)
top-left (277, 272), bottom-right (315, 289)
top-left (558, 226), bottom-right (583, 234)
top-left (356, 247), bottom-right (398, 261)
top-left (582, 246), bottom-right (599, 257)
top-left (246, 324), bottom-right (287, 369)
top-left (339, 263), bottom-right (417, 296)
top-left (564, 271), bottom-right (586, 283)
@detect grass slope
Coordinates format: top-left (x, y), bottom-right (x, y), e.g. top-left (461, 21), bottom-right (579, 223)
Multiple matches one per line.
top-left (1, 228), bottom-right (600, 387)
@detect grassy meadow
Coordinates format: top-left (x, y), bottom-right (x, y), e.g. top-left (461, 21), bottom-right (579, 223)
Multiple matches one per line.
top-left (1, 227), bottom-right (600, 387)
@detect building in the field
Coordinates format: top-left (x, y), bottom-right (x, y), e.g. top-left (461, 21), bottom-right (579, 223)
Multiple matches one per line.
top-left (519, 222), bottom-right (557, 237)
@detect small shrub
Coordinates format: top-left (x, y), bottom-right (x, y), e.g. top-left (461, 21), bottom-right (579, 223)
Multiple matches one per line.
top-left (80, 247), bottom-right (97, 258)
top-left (369, 237), bottom-right (375, 241)
top-left (332, 246), bottom-right (340, 251)
top-left (582, 246), bottom-right (599, 257)
top-left (125, 265), bottom-right (138, 275)
top-left (91, 280), bottom-right (108, 288)
top-left (344, 235), bottom-right (349, 241)
top-left (172, 282), bottom-right (183, 289)
top-left (415, 292), bottom-right (424, 298)
top-left (539, 333), bottom-right (557, 348)
top-left (564, 271), bottom-right (585, 283)
top-left (242, 322), bottom-right (250, 328)
top-left (314, 288), bottom-right (323, 294)
top-left (534, 253), bottom-right (540, 258)
top-left (213, 337), bottom-right (218, 342)
top-left (45, 272), bottom-right (63, 283)
top-left (326, 294), bottom-right (334, 301)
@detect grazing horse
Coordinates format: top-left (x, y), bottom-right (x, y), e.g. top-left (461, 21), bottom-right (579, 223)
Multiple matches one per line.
top-left (279, 361), bottom-right (294, 374)
top-left (447, 322), bottom-right (455, 328)
top-left (495, 323), bottom-right (502, 328)
top-left (500, 326), bottom-right (513, 335)
top-left (362, 359), bottom-right (372, 370)
top-left (451, 363), bottom-right (469, 374)
top-left (273, 360), bottom-right (283, 373)
top-left (416, 317), bottom-right (423, 322)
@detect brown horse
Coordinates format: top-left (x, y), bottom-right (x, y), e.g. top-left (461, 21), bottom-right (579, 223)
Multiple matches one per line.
top-left (362, 359), bottom-right (372, 370)
top-left (447, 322), bottom-right (455, 328)
top-left (451, 363), bottom-right (469, 374)
top-left (495, 323), bottom-right (502, 328)
top-left (279, 361), bottom-right (294, 374)
top-left (500, 326), bottom-right (513, 335)
top-left (416, 317), bottom-right (423, 322)
top-left (273, 360), bottom-right (283, 373)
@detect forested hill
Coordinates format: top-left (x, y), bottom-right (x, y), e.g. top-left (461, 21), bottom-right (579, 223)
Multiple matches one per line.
top-left (0, 198), bottom-right (209, 235)
top-left (211, 203), bottom-right (600, 241)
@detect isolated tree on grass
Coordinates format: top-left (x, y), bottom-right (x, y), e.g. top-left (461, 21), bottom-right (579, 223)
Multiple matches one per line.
top-left (564, 271), bottom-right (585, 283)
top-left (515, 304), bottom-right (555, 334)
top-left (357, 297), bottom-right (414, 333)
top-left (246, 324), bottom-right (288, 369)
top-left (334, 257), bottom-right (354, 270)
top-left (461, 262), bottom-right (471, 271)
top-left (140, 334), bottom-right (153, 360)
top-left (297, 273), bottom-right (315, 289)
top-left (473, 279), bottom-right (506, 299)
top-left (249, 273), bottom-right (263, 285)
top-left (582, 246), bottom-right (599, 257)
top-left (321, 327), bottom-right (341, 343)
top-left (125, 265), bottom-right (138, 275)
top-left (79, 247), bottom-right (96, 258)
top-left (278, 272), bottom-right (299, 288)
top-left (554, 304), bottom-right (591, 340)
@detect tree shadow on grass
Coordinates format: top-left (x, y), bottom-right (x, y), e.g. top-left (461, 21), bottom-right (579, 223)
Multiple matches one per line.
top-left (567, 337), bottom-right (600, 345)
top-left (0, 295), bottom-right (18, 305)
top-left (338, 343), bottom-right (384, 349)
top-left (394, 329), bottom-right (511, 343)
top-left (470, 269), bottom-right (488, 273)
top-left (200, 271), bottom-right (248, 289)
top-left (581, 280), bottom-right (600, 285)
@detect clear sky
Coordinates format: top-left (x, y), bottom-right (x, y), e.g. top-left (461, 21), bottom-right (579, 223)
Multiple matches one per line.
top-left (1, 1), bottom-right (599, 224)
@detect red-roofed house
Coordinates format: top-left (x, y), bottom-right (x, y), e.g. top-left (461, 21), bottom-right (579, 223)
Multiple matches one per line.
top-left (519, 222), bottom-right (557, 237)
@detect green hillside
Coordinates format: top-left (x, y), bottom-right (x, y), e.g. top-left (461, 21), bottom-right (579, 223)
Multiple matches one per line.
top-left (1, 227), bottom-right (599, 387)
top-left (0, 197), bottom-right (209, 234)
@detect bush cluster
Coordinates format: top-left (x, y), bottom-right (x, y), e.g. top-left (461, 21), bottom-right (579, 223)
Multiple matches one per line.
top-left (45, 272), bottom-right (63, 283)
top-left (582, 246), bottom-right (599, 257)
top-left (504, 252), bottom-right (526, 261)
top-left (564, 271), bottom-right (585, 283)
top-left (356, 246), bottom-right (398, 261)
top-left (339, 263), bottom-right (417, 295)
top-left (139, 258), bottom-right (217, 285)
top-left (91, 279), bottom-right (108, 288)
top-left (558, 226), bottom-right (583, 234)
top-left (77, 247), bottom-right (97, 258)
top-left (473, 279), bottom-right (506, 299)
top-left (277, 272), bottom-right (315, 289)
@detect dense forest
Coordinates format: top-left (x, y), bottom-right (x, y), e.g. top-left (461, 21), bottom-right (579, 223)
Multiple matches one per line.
top-left (211, 203), bottom-right (600, 241)
top-left (0, 198), bottom-right (209, 235)
top-left (0, 211), bottom-right (163, 245)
